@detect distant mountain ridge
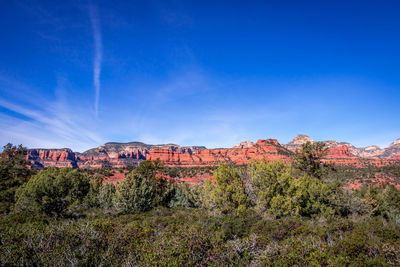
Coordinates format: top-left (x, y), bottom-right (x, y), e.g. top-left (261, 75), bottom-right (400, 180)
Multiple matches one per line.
top-left (283, 134), bottom-right (400, 159)
top-left (25, 135), bottom-right (400, 169)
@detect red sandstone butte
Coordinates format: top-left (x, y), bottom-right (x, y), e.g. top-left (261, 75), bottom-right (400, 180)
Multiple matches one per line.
top-left (23, 137), bottom-right (400, 169)
top-left (149, 139), bottom-right (293, 166)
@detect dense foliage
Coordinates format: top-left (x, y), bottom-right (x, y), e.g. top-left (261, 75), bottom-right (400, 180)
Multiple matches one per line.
top-left (0, 144), bottom-right (31, 214)
top-left (1, 142), bottom-right (400, 265)
top-left (1, 209), bottom-right (400, 266)
top-left (14, 167), bottom-right (90, 217)
top-left (292, 141), bottom-right (331, 179)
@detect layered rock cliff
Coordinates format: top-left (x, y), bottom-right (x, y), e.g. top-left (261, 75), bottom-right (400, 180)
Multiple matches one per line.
top-left (25, 135), bottom-right (400, 169)
top-left (284, 134), bottom-right (400, 160)
top-left (27, 148), bottom-right (78, 168)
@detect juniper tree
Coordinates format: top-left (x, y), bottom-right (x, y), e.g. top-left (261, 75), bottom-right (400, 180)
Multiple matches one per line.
top-left (0, 143), bottom-right (31, 214)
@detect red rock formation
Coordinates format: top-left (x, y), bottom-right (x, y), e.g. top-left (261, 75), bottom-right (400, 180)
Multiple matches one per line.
top-left (147, 148), bottom-right (195, 164)
top-left (391, 154), bottom-right (400, 160)
top-left (146, 139), bottom-right (292, 166)
top-left (25, 137), bottom-right (400, 169)
top-left (27, 149), bottom-right (77, 168)
top-left (327, 145), bottom-right (352, 157)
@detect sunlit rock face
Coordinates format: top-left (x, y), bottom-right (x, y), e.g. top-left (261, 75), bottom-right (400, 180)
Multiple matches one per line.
top-left (284, 135), bottom-right (400, 160)
top-left (24, 135), bottom-right (400, 169)
top-left (27, 148), bottom-right (77, 168)
top-left (284, 134), bottom-right (315, 152)
top-left (233, 141), bottom-right (254, 149)
top-left (380, 139), bottom-right (400, 158)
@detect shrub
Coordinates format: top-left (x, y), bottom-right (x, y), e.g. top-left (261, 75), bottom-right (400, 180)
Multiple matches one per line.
top-left (247, 160), bottom-right (348, 218)
top-left (14, 167), bottom-right (90, 217)
top-left (279, 175), bottom-right (336, 217)
top-left (248, 160), bottom-right (292, 215)
top-left (98, 182), bottom-right (116, 209)
top-left (168, 183), bottom-right (199, 208)
top-left (381, 185), bottom-right (400, 222)
top-left (202, 163), bottom-right (251, 216)
top-left (113, 172), bottom-right (154, 213)
top-left (357, 184), bottom-right (400, 221)
top-left (0, 143), bottom-right (31, 214)
top-left (292, 141), bottom-right (331, 179)
top-left (85, 174), bottom-right (103, 208)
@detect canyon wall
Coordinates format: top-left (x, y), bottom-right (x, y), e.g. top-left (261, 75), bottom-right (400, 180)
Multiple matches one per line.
top-left (25, 135), bottom-right (400, 169)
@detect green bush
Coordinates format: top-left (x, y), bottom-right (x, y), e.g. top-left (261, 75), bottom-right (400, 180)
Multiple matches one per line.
top-left (85, 174), bottom-right (103, 208)
top-left (292, 141), bottom-right (331, 179)
top-left (3, 208), bottom-right (399, 266)
top-left (356, 184), bottom-right (400, 222)
top-left (168, 183), bottom-right (199, 208)
top-left (281, 175), bottom-right (336, 217)
top-left (249, 160), bottom-right (292, 215)
top-left (0, 143), bottom-right (31, 214)
top-left (98, 182), bottom-right (116, 209)
top-left (113, 171), bottom-right (155, 213)
top-left (202, 163), bottom-right (251, 216)
top-left (199, 159), bottom-right (348, 219)
top-left (14, 167), bottom-right (90, 217)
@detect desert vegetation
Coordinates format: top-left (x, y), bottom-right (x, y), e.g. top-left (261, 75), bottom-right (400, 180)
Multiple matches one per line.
top-left (1, 142), bottom-right (400, 265)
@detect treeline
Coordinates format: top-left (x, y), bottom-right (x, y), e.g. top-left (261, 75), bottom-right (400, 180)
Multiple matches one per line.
top-left (1, 142), bottom-right (400, 265)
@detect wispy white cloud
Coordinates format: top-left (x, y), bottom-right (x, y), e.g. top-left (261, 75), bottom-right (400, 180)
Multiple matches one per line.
top-left (0, 75), bottom-right (103, 151)
top-left (88, 1), bottom-right (102, 117)
top-left (0, 97), bottom-right (103, 151)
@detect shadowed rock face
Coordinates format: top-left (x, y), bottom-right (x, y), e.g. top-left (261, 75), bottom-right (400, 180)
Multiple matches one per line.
top-left (24, 135), bottom-right (400, 169)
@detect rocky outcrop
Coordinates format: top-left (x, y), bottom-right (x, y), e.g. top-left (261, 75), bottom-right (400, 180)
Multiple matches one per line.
top-left (391, 154), bottom-right (400, 160)
top-left (146, 139), bottom-right (292, 166)
top-left (285, 134), bottom-right (400, 160)
top-left (233, 141), bottom-right (254, 149)
top-left (344, 144), bottom-right (384, 158)
top-left (27, 149), bottom-right (77, 168)
top-left (27, 142), bottom-right (207, 169)
top-left (321, 144), bottom-right (366, 166)
top-left (190, 139), bottom-right (293, 166)
top-left (284, 134), bottom-right (314, 151)
top-left (380, 139), bottom-right (400, 158)
top-left (25, 135), bottom-right (400, 169)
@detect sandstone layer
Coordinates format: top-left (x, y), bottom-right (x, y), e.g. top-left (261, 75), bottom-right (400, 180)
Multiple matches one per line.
top-left (25, 135), bottom-right (400, 169)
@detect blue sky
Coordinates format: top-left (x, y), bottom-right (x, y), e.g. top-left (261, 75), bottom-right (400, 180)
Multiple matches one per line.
top-left (0, 0), bottom-right (399, 151)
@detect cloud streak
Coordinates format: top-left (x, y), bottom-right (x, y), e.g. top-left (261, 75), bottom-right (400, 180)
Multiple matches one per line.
top-left (0, 96), bottom-right (103, 151)
top-left (88, 2), bottom-right (102, 117)
top-left (0, 74), bottom-right (104, 151)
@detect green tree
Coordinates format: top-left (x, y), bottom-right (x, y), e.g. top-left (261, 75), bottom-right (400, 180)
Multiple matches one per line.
top-left (248, 160), bottom-right (292, 215)
top-left (362, 185), bottom-right (382, 216)
top-left (113, 160), bottom-right (156, 212)
top-left (113, 171), bottom-right (155, 213)
top-left (248, 159), bottom-right (346, 218)
top-left (113, 160), bottom-right (180, 213)
top-left (202, 163), bottom-right (251, 216)
top-left (280, 175), bottom-right (338, 217)
top-left (134, 159), bottom-right (163, 180)
top-left (168, 183), bottom-right (199, 208)
top-left (98, 182), bottom-right (116, 209)
top-left (357, 184), bottom-right (400, 220)
top-left (381, 185), bottom-right (400, 223)
top-left (85, 174), bottom-right (103, 208)
top-left (0, 143), bottom-right (31, 214)
top-left (292, 141), bottom-right (331, 179)
top-left (14, 167), bottom-right (90, 217)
